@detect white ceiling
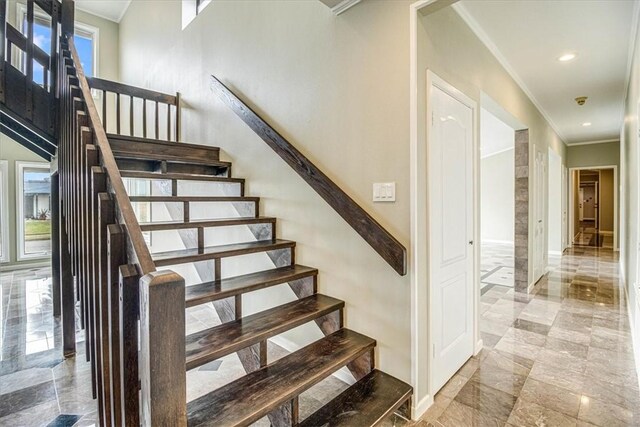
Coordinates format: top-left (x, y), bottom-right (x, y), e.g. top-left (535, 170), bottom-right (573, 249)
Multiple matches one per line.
top-left (75, 0), bottom-right (131, 23)
top-left (456, 0), bottom-right (639, 144)
top-left (481, 108), bottom-right (515, 158)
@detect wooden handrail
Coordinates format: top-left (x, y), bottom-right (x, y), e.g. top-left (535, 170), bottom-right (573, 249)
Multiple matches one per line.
top-left (88, 77), bottom-right (177, 105)
top-left (210, 76), bottom-right (407, 276)
top-left (68, 37), bottom-right (156, 274)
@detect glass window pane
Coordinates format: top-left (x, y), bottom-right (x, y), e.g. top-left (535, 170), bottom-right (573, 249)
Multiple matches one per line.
top-left (74, 34), bottom-right (94, 77)
top-left (22, 167), bottom-right (51, 256)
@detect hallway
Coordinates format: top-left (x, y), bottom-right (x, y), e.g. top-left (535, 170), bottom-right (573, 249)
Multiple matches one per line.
top-left (421, 247), bottom-right (639, 426)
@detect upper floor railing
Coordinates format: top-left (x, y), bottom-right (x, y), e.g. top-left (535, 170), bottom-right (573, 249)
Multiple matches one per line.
top-left (87, 76), bottom-right (181, 141)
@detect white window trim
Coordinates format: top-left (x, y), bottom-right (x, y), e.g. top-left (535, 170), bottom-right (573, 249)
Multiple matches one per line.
top-left (16, 161), bottom-right (51, 261)
top-left (16, 4), bottom-right (100, 77)
top-left (182, 0), bottom-right (212, 29)
top-left (0, 160), bottom-right (9, 263)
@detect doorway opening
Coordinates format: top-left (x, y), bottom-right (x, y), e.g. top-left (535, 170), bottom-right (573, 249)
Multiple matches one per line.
top-left (479, 108), bottom-right (515, 295)
top-left (570, 167), bottom-right (617, 249)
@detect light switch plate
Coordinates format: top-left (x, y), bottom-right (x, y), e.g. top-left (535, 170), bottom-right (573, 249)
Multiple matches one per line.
top-left (373, 182), bottom-right (396, 202)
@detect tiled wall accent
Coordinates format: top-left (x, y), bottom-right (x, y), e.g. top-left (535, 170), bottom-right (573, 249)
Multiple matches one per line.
top-left (514, 129), bottom-right (529, 292)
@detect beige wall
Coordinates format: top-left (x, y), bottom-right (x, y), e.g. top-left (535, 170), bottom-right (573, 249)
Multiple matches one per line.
top-left (620, 8), bottom-right (640, 374)
top-left (600, 169), bottom-right (614, 233)
top-left (566, 141), bottom-right (620, 169)
top-left (0, 135), bottom-right (50, 268)
top-left (118, 0), bottom-right (567, 399)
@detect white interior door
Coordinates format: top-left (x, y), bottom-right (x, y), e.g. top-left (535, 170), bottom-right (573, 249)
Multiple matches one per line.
top-left (428, 80), bottom-right (474, 393)
top-left (562, 166), bottom-right (568, 250)
top-left (533, 149), bottom-right (545, 282)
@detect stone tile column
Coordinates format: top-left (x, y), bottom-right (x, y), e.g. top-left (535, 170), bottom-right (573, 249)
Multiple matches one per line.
top-left (514, 129), bottom-right (529, 292)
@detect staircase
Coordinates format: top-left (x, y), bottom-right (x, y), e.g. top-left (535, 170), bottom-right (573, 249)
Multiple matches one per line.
top-left (2, 1), bottom-right (412, 425)
top-left (110, 134), bottom-right (413, 426)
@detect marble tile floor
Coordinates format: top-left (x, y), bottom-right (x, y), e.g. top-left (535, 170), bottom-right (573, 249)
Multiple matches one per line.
top-left (481, 242), bottom-right (515, 292)
top-left (420, 247), bottom-right (640, 427)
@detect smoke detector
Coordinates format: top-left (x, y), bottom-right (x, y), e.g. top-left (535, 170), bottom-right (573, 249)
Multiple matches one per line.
top-left (575, 96), bottom-right (588, 106)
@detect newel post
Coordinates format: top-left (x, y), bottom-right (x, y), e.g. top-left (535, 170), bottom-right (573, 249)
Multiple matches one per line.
top-left (139, 270), bottom-right (187, 426)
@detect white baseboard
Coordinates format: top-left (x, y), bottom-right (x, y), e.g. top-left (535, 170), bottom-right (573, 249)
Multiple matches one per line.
top-left (623, 282), bottom-right (640, 388)
top-left (413, 394), bottom-right (434, 420)
top-left (269, 335), bottom-right (356, 385)
top-left (474, 339), bottom-right (483, 355)
top-left (548, 251), bottom-right (562, 256)
top-left (600, 230), bottom-right (614, 236)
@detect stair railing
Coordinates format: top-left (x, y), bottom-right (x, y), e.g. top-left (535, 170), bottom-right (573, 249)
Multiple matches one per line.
top-left (87, 76), bottom-right (181, 141)
top-left (210, 76), bottom-right (408, 276)
top-left (57, 30), bottom-right (187, 427)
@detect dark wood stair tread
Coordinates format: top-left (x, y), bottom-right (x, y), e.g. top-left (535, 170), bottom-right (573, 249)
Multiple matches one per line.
top-left (108, 133), bottom-right (220, 161)
top-left (186, 264), bottom-right (318, 308)
top-left (298, 369), bottom-right (412, 427)
top-left (120, 170), bottom-right (244, 183)
top-left (152, 239), bottom-right (295, 267)
top-left (185, 294), bottom-right (344, 370)
top-left (187, 329), bottom-right (376, 427)
top-left (140, 217), bottom-right (275, 232)
top-left (129, 195), bottom-right (258, 203)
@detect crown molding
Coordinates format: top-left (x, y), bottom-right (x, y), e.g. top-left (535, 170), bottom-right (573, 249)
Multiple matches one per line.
top-left (452, 2), bottom-right (568, 146)
top-left (565, 138), bottom-right (619, 147)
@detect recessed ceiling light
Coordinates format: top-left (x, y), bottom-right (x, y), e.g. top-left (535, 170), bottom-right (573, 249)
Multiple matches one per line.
top-left (582, 122), bottom-right (592, 127)
top-left (558, 53), bottom-right (577, 62)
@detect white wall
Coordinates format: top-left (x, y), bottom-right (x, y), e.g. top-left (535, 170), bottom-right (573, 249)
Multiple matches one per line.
top-left (620, 7), bottom-right (640, 382)
top-left (480, 108), bottom-right (515, 243)
top-left (481, 149), bottom-right (514, 243)
top-left (548, 148), bottom-right (562, 254)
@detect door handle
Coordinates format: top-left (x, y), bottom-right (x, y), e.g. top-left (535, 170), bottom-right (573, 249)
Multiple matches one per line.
top-left (468, 240), bottom-right (474, 245)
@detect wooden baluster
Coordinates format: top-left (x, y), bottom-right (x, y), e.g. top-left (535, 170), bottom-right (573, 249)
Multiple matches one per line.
top-left (119, 264), bottom-right (140, 427)
top-left (129, 95), bottom-right (134, 136)
top-left (98, 192), bottom-right (115, 425)
top-left (107, 224), bottom-right (126, 427)
top-left (60, 202), bottom-right (75, 357)
top-left (102, 90), bottom-right (107, 131)
top-left (25, 0), bottom-right (33, 120)
top-left (49, 1), bottom-right (58, 96)
top-left (85, 145), bottom-right (98, 399)
top-left (142, 98), bottom-right (147, 138)
top-left (175, 92), bottom-right (181, 142)
top-left (79, 125), bottom-right (92, 360)
top-left (0, 0), bottom-right (6, 103)
top-left (139, 271), bottom-right (187, 426)
top-left (91, 166), bottom-right (107, 427)
top-left (155, 101), bottom-right (159, 139)
top-left (166, 102), bottom-right (170, 141)
top-left (51, 172), bottom-right (60, 317)
top-left (116, 92), bottom-right (121, 134)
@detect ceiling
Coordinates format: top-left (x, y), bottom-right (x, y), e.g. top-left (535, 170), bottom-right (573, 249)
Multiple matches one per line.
top-left (75, 0), bottom-right (131, 23)
top-left (456, 0), bottom-right (639, 144)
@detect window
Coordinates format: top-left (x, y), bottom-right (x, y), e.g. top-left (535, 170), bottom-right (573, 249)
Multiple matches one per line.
top-left (0, 161), bottom-right (8, 263)
top-left (182, 0), bottom-right (212, 29)
top-left (17, 4), bottom-right (98, 82)
top-left (16, 162), bottom-right (51, 260)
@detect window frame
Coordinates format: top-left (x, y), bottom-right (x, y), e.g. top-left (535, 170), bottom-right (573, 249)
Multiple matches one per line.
top-left (16, 161), bottom-right (52, 261)
top-left (0, 160), bottom-right (9, 263)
